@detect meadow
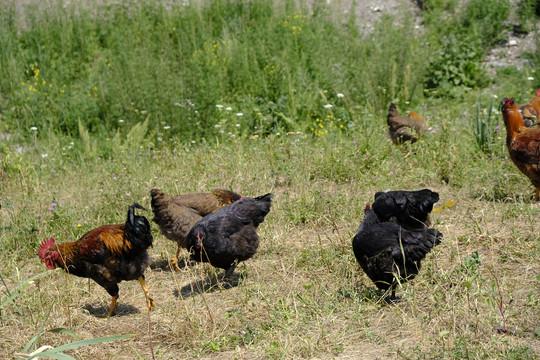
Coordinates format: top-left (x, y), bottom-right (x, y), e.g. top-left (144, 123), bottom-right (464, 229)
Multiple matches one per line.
top-left (0, 0), bottom-right (539, 358)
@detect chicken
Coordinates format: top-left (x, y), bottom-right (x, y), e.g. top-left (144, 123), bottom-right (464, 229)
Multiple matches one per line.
top-left (517, 89), bottom-right (540, 128)
top-left (150, 188), bottom-right (243, 271)
top-left (38, 203), bottom-right (154, 317)
top-left (352, 203), bottom-right (443, 300)
top-left (186, 193), bottom-right (273, 279)
top-left (501, 97), bottom-right (540, 200)
top-left (387, 103), bottom-right (428, 144)
top-left (371, 189), bottom-right (440, 229)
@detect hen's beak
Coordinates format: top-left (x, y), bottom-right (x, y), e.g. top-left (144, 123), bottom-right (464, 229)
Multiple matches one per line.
top-left (195, 230), bottom-right (202, 249)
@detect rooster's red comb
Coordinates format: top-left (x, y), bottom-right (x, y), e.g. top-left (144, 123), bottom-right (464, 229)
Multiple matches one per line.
top-left (503, 97), bottom-right (515, 106)
top-left (364, 203), bottom-right (371, 211)
top-left (38, 237), bottom-right (55, 259)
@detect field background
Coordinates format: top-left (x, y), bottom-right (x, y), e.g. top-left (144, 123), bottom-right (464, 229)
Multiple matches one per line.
top-left (1, 0), bottom-right (539, 359)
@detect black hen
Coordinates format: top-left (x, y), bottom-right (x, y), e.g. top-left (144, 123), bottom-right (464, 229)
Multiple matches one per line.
top-left (186, 193), bottom-right (273, 279)
top-left (352, 204), bottom-right (442, 300)
top-left (372, 189), bottom-right (439, 229)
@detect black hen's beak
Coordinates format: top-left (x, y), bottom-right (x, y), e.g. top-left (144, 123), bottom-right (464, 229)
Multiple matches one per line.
top-left (195, 230), bottom-right (203, 249)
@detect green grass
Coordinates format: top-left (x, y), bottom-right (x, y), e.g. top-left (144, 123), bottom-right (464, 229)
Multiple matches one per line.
top-left (1, 0), bottom-right (540, 359)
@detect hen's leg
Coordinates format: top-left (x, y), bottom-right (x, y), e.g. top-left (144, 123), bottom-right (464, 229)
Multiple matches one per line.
top-left (138, 276), bottom-right (155, 311)
top-left (168, 246), bottom-right (182, 271)
top-left (108, 295), bottom-right (118, 316)
top-left (223, 262), bottom-right (237, 281)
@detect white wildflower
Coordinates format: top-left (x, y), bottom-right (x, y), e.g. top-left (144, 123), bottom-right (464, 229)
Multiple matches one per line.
top-left (236, 113), bottom-right (243, 116)
top-left (216, 104), bottom-right (223, 109)
top-left (337, 93), bottom-right (344, 98)
top-left (226, 107), bottom-right (232, 111)
top-left (164, 125), bottom-right (171, 130)
top-left (118, 119), bottom-right (125, 123)
top-left (323, 104), bottom-right (333, 109)
top-left (30, 126), bottom-right (38, 131)
top-left (527, 77), bottom-right (534, 81)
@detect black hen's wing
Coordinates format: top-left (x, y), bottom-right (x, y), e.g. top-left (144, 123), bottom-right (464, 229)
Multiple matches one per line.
top-left (372, 189), bottom-right (439, 229)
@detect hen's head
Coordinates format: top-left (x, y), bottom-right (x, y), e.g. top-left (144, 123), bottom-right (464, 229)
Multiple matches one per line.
top-left (38, 237), bottom-right (58, 269)
top-left (194, 230), bottom-right (206, 249)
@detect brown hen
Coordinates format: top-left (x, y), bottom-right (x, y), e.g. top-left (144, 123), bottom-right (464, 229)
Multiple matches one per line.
top-left (387, 103), bottom-right (428, 144)
top-left (150, 188), bottom-right (243, 270)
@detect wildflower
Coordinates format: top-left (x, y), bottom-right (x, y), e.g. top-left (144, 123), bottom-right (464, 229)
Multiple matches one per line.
top-left (30, 127), bottom-right (38, 131)
top-left (41, 154), bottom-right (48, 158)
top-left (118, 119), bottom-right (125, 123)
top-left (389, 171), bottom-right (394, 176)
top-left (494, 125), bottom-right (501, 131)
top-left (493, 94), bottom-right (498, 98)
top-left (226, 107), bottom-right (232, 111)
top-left (51, 202), bottom-right (57, 207)
top-left (164, 125), bottom-right (171, 130)
top-left (215, 124), bottom-right (221, 128)
top-left (216, 104), bottom-right (223, 109)
top-left (49, 207), bottom-right (54, 212)
top-left (236, 113), bottom-right (243, 117)
top-left (527, 77), bottom-right (534, 81)
top-left (126, 193), bottom-right (130, 197)
top-left (337, 93), bottom-right (344, 98)
top-left (323, 104), bottom-right (333, 109)
top-left (236, 124), bottom-right (240, 127)
top-left (77, 224), bottom-right (82, 227)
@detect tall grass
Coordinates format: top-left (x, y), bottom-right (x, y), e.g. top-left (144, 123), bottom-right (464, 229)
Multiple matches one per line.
top-left (1, 0), bottom-right (430, 146)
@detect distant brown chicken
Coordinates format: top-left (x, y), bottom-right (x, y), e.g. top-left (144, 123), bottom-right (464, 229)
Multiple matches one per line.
top-left (387, 103), bottom-right (428, 144)
top-left (150, 188), bottom-right (243, 270)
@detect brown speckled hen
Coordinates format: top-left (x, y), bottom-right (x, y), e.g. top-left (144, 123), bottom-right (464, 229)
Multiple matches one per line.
top-left (38, 203), bottom-right (154, 317)
top-left (387, 103), bottom-right (428, 144)
top-left (150, 188), bottom-right (243, 270)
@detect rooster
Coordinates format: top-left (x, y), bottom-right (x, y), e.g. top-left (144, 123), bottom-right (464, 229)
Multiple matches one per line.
top-left (150, 188), bottom-right (243, 271)
top-left (501, 98), bottom-right (540, 200)
top-left (517, 89), bottom-right (540, 128)
top-left (387, 103), bottom-right (428, 144)
top-left (187, 193), bottom-right (273, 279)
top-left (371, 189), bottom-right (440, 229)
top-left (38, 203), bottom-right (155, 317)
top-left (353, 203), bottom-right (443, 300)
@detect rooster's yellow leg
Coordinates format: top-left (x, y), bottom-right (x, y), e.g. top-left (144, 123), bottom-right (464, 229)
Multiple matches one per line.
top-left (138, 276), bottom-right (155, 311)
top-left (108, 295), bottom-right (118, 317)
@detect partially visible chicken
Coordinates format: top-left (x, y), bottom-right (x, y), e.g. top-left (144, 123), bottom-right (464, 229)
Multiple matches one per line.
top-left (387, 103), bottom-right (428, 144)
top-left (187, 193), bottom-right (273, 279)
top-left (517, 89), bottom-right (540, 128)
top-left (150, 188), bottom-right (243, 270)
top-left (352, 203), bottom-right (443, 300)
top-left (38, 203), bottom-right (154, 317)
top-left (372, 189), bottom-right (439, 229)
top-left (501, 97), bottom-right (540, 200)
